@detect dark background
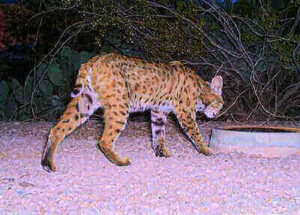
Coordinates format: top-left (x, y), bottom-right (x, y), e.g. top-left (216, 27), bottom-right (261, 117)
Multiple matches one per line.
top-left (0, 0), bottom-right (299, 121)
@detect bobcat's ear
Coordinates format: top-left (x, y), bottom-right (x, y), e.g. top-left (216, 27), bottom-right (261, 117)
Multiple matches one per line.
top-left (211, 75), bottom-right (223, 95)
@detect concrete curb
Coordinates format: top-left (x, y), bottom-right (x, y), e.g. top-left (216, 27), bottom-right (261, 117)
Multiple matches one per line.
top-left (210, 126), bottom-right (300, 157)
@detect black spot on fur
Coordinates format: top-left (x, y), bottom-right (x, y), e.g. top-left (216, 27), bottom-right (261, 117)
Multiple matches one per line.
top-left (155, 129), bottom-right (163, 135)
top-left (152, 109), bottom-right (159, 114)
top-left (75, 83), bottom-right (82, 88)
top-left (80, 113), bottom-right (89, 118)
top-left (84, 93), bottom-right (93, 104)
top-left (120, 111), bottom-right (126, 116)
top-left (116, 129), bottom-right (121, 133)
top-left (76, 103), bottom-right (79, 112)
top-left (151, 120), bottom-right (165, 126)
top-left (116, 121), bottom-right (124, 125)
top-left (62, 119), bottom-right (70, 123)
top-left (74, 114), bottom-right (79, 121)
top-left (69, 127), bottom-right (72, 131)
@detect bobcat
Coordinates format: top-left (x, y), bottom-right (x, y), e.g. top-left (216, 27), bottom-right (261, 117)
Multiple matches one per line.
top-left (42, 53), bottom-right (224, 171)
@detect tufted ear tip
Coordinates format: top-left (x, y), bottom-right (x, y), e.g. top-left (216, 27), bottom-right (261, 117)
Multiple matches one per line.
top-left (216, 75), bottom-right (223, 80)
top-left (213, 75), bottom-right (223, 83)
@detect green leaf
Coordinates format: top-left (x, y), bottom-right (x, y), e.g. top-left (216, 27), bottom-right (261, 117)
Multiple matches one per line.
top-left (70, 50), bottom-right (80, 71)
top-left (0, 81), bottom-right (9, 103)
top-left (79, 51), bottom-right (93, 64)
top-left (34, 96), bottom-right (49, 108)
top-left (24, 77), bottom-right (34, 103)
top-left (100, 44), bottom-right (114, 53)
top-left (60, 60), bottom-right (73, 80)
top-left (61, 46), bottom-right (72, 61)
top-left (5, 95), bottom-right (17, 118)
top-left (0, 108), bottom-right (5, 120)
top-left (16, 107), bottom-right (32, 121)
top-left (0, 102), bottom-right (5, 120)
top-left (39, 79), bottom-right (54, 96)
top-left (11, 79), bottom-right (24, 104)
top-left (60, 81), bottom-right (71, 96)
top-left (51, 95), bottom-right (62, 107)
top-left (47, 64), bottom-right (64, 86)
top-left (36, 63), bottom-right (48, 79)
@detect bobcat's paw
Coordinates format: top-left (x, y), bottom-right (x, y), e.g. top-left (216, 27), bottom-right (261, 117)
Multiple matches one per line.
top-left (114, 156), bottom-right (131, 166)
top-left (41, 142), bottom-right (58, 172)
top-left (201, 145), bottom-right (213, 156)
top-left (100, 146), bottom-right (131, 166)
top-left (41, 149), bottom-right (58, 172)
top-left (155, 145), bottom-right (171, 158)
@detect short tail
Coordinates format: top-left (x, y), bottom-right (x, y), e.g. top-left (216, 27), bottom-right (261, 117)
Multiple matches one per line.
top-left (71, 65), bottom-right (93, 98)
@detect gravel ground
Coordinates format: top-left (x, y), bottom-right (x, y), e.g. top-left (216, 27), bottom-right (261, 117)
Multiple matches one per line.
top-left (0, 120), bottom-right (299, 214)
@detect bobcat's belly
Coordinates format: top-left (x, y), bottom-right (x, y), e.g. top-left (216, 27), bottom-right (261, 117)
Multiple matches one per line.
top-left (129, 101), bottom-right (175, 114)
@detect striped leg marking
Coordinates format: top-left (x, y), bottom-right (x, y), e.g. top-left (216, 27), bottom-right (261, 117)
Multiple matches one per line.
top-left (151, 110), bottom-right (171, 157)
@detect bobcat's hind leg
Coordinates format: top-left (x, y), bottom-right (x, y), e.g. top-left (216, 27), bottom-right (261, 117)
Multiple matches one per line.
top-left (176, 107), bottom-right (212, 156)
top-left (98, 102), bottom-right (131, 166)
top-left (42, 95), bottom-right (97, 172)
top-left (151, 110), bottom-right (171, 157)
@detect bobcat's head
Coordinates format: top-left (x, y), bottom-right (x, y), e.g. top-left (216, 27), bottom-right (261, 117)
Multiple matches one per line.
top-left (196, 76), bottom-right (224, 119)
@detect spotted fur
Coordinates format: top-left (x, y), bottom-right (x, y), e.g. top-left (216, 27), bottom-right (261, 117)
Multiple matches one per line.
top-left (42, 53), bottom-right (224, 171)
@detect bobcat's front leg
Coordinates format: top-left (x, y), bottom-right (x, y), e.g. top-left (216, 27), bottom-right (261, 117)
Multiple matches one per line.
top-left (151, 110), bottom-right (171, 157)
top-left (176, 107), bottom-right (212, 156)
